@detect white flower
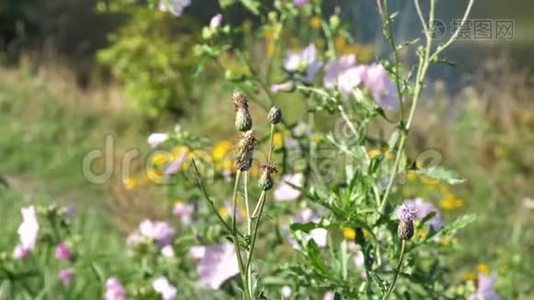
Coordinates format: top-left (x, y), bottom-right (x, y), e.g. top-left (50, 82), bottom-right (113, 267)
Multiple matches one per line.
top-left (274, 173), bottom-right (304, 202)
top-left (209, 13), bottom-right (223, 29)
top-left (281, 285), bottom-right (292, 299)
top-left (14, 206), bottom-right (39, 258)
top-left (189, 243), bottom-right (240, 289)
top-left (158, 0), bottom-right (191, 16)
top-left (161, 245), bottom-right (175, 258)
top-left (152, 276), bottom-right (177, 300)
top-left (147, 133), bottom-right (169, 148)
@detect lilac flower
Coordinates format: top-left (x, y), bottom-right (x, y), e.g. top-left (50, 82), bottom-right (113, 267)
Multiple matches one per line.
top-left (283, 44), bottom-right (322, 83)
top-left (152, 276), bottom-right (177, 300)
top-left (293, 0), bottom-right (309, 6)
top-left (274, 173), bottom-right (304, 202)
top-left (58, 268), bottom-right (75, 285)
top-left (55, 242), bottom-right (73, 261)
top-left (362, 63), bottom-right (399, 111)
top-left (173, 202), bottom-right (194, 225)
top-left (468, 274), bottom-right (501, 300)
top-left (127, 219), bottom-right (176, 249)
top-left (398, 198), bottom-right (444, 231)
top-left (324, 55), bottom-right (357, 90)
top-left (209, 13), bottom-right (223, 29)
top-left (158, 0), bottom-right (191, 17)
top-left (13, 206), bottom-right (39, 259)
top-left (105, 277), bottom-right (126, 300)
top-left (270, 81), bottom-right (295, 94)
top-left (147, 133), bottom-right (169, 148)
top-left (189, 243), bottom-right (240, 289)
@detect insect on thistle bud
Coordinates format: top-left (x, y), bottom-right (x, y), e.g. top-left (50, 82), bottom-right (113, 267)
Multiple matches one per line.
top-left (398, 219), bottom-right (414, 240)
top-left (236, 130), bottom-right (256, 172)
top-left (258, 164), bottom-right (278, 191)
top-left (267, 105), bottom-right (282, 125)
top-left (233, 92), bottom-right (253, 132)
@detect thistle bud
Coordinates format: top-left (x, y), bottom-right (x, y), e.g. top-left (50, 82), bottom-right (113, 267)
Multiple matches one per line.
top-left (258, 164), bottom-right (278, 191)
top-left (233, 92), bottom-right (253, 132)
top-left (397, 220), bottom-right (414, 240)
top-left (236, 130), bottom-right (256, 172)
top-left (267, 106), bottom-right (282, 124)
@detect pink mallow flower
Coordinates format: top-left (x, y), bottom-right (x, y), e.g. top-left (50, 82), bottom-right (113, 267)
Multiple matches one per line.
top-left (58, 268), bottom-right (75, 285)
top-left (274, 173), bottom-right (304, 202)
top-left (158, 0), bottom-right (191, 17)
top-left (105, 277), bottom-right (126, 300)
top-left (468, 274), bottom-right (501, 300)
top-left (289, 208), bottom-right (328, 248)
top-left (147, 133), bottom-right (169, 148)
top-left (55, 242), bottom-right (73, 261)
top-left (173, 202), bottom-right (194, 225)
top-left (127, 220), bottom-right (176, 249)
top-left (324, 55), bottom-right (358, 90)
top-left (282, 44), bottom-right (322, 83)
top-left (293, 0), bottom-right (309, 6)
top-left (189, 243), bottom-right (240, 289)
top-left (361, 63), bottom-right (399, 111)
top-left (13, 206), bottom-right (39, 259)
top-left (209, 13), bottom-right (223, 29)
top-left (152, 276), bottom-right (177, 300)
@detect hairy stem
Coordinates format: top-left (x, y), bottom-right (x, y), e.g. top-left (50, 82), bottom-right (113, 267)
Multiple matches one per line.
top-left (382, 239), bottom-right (407, 300)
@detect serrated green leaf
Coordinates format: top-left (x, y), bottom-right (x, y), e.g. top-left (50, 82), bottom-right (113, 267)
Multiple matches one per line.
top-left (415, 166), bottom-right (466, 185)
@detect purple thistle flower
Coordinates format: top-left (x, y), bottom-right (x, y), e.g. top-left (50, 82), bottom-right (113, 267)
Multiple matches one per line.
top-left (58, 268), bottom-right (75, 285)
top-left (189, 243), bottom-right (240, 290)
top-left (397, 198), bottom-right (444, 230)
top-left (105, 277), bottom-right (126, 300)
top-left (362, 63), bottom-right (399, 111)
top-left (468, 274), bottom-right (501, 300)
top-left (55, 242), bottom-right (73, 261)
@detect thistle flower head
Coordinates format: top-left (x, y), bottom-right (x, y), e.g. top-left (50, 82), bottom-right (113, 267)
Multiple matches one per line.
top-left (398, 219), bottom-right (414, 240)
top-left (259, 164), bottom-right (278, 191)
top-left (235, 130), bottom-right (256, 171)
top-left (233, 92), bottom-right (253, 131)
top-left (268, 106), bottom-right (282, 124)
top-left (396, 201), bottom-right (417, 222)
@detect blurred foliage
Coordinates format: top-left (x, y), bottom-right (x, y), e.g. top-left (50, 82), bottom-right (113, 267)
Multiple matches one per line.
top-left (97, 7), bottom-right (198, 118)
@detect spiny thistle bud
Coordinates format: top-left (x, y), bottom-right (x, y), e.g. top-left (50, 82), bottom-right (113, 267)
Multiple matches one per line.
top-left (267, 105), bottom-right (282, 124)
top-left (233, 92), bottom-right (253, 132)
top-left (236, 130), bottom-right (256, 172)
top-left (398, 220), bottom-right (414, 240)
top-left (258, 164), bottom-right (278, 191)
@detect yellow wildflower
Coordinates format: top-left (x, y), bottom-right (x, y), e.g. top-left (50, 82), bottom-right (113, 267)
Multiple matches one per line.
top-left (342, 227), bottom-right (356, 240)
top-left (406, 171), bottom-right (418, 182)
top-left (152, 153), bottom-right (172, 166)
top-left (218, 207), bottom-right (229, 219)
top-left (146, 169), bottom-right (166, 184)
top-left (309, 16), bottom-right (322, 29)
top-left (212, 140), bottom-right (234, 162)
top-left (123, 177), bottom-right (138, 190)
top-left (368, 148), bottom-right (382, 159)
top-left (462, 271), bottom-right (477, 282)
top-left (439, 192), bottom-right (465, 211)
top-left (477, 263), bottom-right (490, 275)
top-left (272, 132), bottom-right (284, 150)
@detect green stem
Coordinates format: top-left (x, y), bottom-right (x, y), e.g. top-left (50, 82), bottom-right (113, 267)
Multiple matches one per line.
top-left (382, 239), bottom-right (407, 300)
top-left (231, 170), bottom-right (249, 299)
top-left (243, 171), bottom-right (253, 297)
